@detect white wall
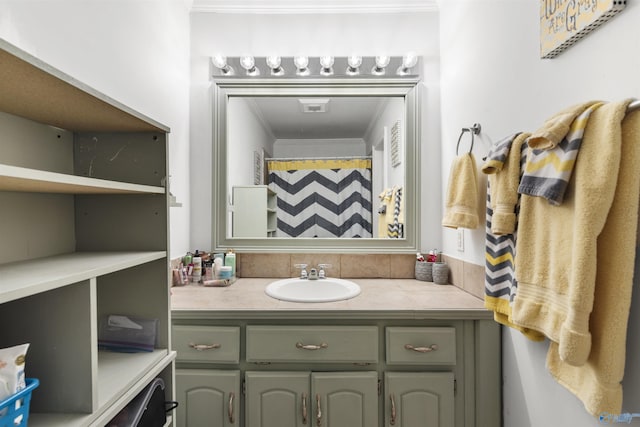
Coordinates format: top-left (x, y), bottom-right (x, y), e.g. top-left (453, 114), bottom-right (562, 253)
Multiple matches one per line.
top-left (228, 97), bottom-right (275, 188)
top-left (0, 0), bottom-right (192, 258)
top-left (440, 1), bottom-right (640, 425)
top-left (189, 11), bottom-right (442, 251)
top-left (227, 97), bottom-right (275, 235)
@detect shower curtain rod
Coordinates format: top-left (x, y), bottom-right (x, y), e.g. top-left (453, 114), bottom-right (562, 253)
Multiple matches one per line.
top-left (266, 156), bottom-right (372, 162)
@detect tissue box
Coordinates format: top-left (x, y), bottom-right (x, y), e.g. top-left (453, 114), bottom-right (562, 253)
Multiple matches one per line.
top-left (98, 315), bottom-right (158, 353)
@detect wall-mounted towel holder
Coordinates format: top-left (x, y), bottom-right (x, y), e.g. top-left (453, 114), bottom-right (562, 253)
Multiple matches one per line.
top-left (456, 123), bottom-right (482, 155)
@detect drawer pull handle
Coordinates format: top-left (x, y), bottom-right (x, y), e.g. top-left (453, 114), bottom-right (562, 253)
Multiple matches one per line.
top-left (228, 391), bottom-right (235, 423)
top-left (316, 393), bottom-right (322, 427)
top-left (189, 342), bottom-right (221, 351)
top-left (296, 342), bottom-right (328, 351)
top-left (302, 392), bottom-right (308, 424)
top-left (404, 343), bottom-right (438, 353)
top-left (390, 393), bottom-right (397, 425)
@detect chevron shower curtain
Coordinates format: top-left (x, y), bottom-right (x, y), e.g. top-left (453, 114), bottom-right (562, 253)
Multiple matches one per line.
top-left (267, 158), bottom-right (373, 238)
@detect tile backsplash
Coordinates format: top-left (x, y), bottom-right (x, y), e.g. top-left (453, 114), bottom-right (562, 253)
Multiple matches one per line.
top-left (236, 253), bottom-right (416, 279)
top-left (442, 255), bottom-right (484, 299)
top-left (171, 252), bottom-right (484, 299)
top-left (236, 253), bottom-right (484, 297)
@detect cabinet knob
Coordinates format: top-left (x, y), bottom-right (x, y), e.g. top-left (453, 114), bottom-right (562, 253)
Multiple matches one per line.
top-left (404, 343), bottom-right (438, 353)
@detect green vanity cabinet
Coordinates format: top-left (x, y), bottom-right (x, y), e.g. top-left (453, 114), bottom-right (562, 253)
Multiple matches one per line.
top-left (245, 371), bottom-right (309, 427)
top-left (312, 371), bottom-right (379, 427)
top-left (245, 371), bottom-right (378, 427)
top-left (172, 311), bottom-right (501, 427)
top-left (176, 369), bottom-right (240, 427)
top-left (384, 372), bottom-right (455, 426)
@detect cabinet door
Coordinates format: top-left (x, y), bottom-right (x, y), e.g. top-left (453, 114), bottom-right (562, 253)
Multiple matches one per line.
top-left (245, 371), bottom-right (310, 427)
top-left (176, 369), bottom-right (240, 427)
top-left (311, 371), bottom-right (378, 427)
top-left (385, 372), bottom-right (454, 427)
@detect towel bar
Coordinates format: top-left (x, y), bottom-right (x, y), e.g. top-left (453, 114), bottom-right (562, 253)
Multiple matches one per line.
top-left (456, 123), bottom-right (481, 155)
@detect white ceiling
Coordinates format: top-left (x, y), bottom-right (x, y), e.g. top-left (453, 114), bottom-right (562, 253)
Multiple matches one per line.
top-left (248, 97), bottom-right (391, 139)
top-left (190, 0), bottom-right (439, 14)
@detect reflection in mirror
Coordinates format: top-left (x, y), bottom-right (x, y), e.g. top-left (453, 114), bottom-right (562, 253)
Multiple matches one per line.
top-left (227, 96), bottom-right (405, 239)
top-left (212, 78), bottom-right (421, 253)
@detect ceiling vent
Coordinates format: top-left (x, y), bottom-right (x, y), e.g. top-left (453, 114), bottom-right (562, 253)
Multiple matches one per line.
top-left (299, 98), bottom-right (330, 113)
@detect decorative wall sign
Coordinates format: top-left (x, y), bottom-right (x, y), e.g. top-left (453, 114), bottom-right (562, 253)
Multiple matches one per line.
top-left (254, 149), bottom-right (264, 185)
top-left (540, 0), bottom-right (626, 59)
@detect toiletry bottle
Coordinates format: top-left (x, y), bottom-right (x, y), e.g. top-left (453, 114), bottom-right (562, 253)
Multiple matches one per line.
top-left (225, 250), bottom-right (236, 277)
top-left (192, 256), bottom-right (202, 283)
top-left (214, 257), bottom-right (223, 279)
top-left (203, 260), bottom-right (213, 281)
top-left (183, 252), bottom-right (193, 266)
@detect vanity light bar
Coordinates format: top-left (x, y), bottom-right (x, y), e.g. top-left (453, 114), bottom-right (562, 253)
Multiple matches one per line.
top-left (211, 55), bottom-right (420, 78)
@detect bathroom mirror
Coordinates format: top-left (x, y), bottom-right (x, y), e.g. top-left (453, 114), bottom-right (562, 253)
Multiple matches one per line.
top-left (212, 77), bottom-right (421, 253)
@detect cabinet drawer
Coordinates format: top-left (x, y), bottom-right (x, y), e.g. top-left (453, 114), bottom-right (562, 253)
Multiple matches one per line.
top-left (172, 325), bottom-right (240, 363)
top-left (246, 326), bottom-right (378, 363)
top-left (386, 327), bottom-right (456, 365)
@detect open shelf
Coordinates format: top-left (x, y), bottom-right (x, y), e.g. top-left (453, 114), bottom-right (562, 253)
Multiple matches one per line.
top-left (0, 251), bottom-right (166, 304)
top-left (0, 40), bottom-right (167, 133)
top-left (97, 350), bottom-right (172, 411)
top-left (0, 164), bottom-right (165, 194)
top-left (28, 351), bottom-right (176, 427)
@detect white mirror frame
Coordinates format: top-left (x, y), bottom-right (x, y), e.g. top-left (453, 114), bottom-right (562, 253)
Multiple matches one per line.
top-left (212, 77), bottom-right (421, 253)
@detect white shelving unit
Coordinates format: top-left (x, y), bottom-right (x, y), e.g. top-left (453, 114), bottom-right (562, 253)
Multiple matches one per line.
top-left (0, 39), bottom-right (175, 426)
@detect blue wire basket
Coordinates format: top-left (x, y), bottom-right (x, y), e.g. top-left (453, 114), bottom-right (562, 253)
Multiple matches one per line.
top-left (0, 379), bottom-right (39, 427)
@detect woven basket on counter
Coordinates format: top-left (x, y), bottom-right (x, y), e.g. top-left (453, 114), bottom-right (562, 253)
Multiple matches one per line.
top-left (415, 261), bottom-right (434, 282)
top-left (432, 262), bottom-right (449, 285)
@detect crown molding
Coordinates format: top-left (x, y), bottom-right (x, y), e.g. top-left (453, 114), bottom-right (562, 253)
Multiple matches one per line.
top-left (190, 0), bottom-right (438, 14)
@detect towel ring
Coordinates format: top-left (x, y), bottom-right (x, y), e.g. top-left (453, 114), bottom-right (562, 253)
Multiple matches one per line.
top-left (456, 123), bottom-right (482, 155)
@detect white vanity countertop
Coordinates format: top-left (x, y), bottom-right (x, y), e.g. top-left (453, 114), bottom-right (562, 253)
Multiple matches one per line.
top-left (171, 278), bottom-right (490, 319)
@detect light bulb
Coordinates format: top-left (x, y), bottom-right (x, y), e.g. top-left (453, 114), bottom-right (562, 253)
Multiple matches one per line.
top-left (347, 55), bottom-right (362, 68)
top-left (346, 55), bottom-right (362, 76)
top-left (294, 56), bottom-right (310, 76)
top-left (266, 56), bottom-right (284, 76)
top-left (372, 55), bottom-right (391, 75)
top-left (397, 52), bottom-right (418, 75)
top-left (240, 56), bottom-right (260, 76)
top-left (319, 56), bottom-right (334, 76)
top-left (212, 55), bottom-right (227, 69)
top-left (212, 55), bottom-right (234, 75)
top-left (320, 56), bottom-right (334, 68)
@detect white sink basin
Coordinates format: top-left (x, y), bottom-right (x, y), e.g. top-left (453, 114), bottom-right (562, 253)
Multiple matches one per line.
top-left (265, 278), bottom-right (361, 303)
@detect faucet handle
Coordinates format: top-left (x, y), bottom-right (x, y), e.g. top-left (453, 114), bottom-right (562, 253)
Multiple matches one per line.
top-left (317, 264), bottom-right (332, 278)
top-left (294, 263), bottom-right (308, 279)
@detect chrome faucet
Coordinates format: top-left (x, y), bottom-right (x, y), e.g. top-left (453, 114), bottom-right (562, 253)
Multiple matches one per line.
top-left (295, 263), bottom-right (332, 280)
